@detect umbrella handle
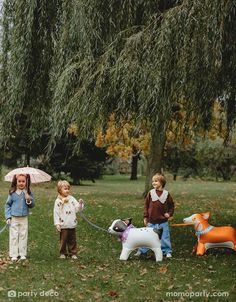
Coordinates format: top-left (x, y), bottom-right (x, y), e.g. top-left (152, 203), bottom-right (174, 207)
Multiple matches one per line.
top-left (26, 174), bottom-right (30, 193)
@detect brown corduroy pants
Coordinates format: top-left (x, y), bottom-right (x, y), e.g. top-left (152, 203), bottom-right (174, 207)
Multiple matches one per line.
top-left (59, 228), bottom-right (77, 256)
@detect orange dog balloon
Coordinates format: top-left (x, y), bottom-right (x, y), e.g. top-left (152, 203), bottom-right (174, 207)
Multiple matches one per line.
top-left (183, 212), bottom-right (236, 256)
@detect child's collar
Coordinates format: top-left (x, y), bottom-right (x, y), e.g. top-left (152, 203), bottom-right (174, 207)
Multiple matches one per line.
top-left (15, 189), bottom-right (27, 195)
top-left (58, 195), bottom-right (70, 203)
top-left (150, 189), bottom-right (168, 203)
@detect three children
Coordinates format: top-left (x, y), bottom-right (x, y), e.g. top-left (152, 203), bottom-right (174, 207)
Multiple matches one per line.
top-left (4, 172), bottom-right (174, 261)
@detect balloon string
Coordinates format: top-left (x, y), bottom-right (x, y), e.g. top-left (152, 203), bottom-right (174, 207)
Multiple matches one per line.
top-left (170, 223), bottom-right (195, 227)
top-left (78, 212), bottom-right (109, 233)
top-left (0, 224), bottom-right (8, 234)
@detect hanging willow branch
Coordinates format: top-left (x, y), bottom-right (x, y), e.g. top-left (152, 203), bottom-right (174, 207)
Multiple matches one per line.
top-left (0, 0), bottom-right (235, 150)
top-left (0, 0), bottom-right (59, 145)
top-left (48, 0), bottom-right (236, 150)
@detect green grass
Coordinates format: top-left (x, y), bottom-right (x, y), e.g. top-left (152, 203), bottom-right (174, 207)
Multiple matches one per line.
top-left (0, 175), bottom-right (235, 302)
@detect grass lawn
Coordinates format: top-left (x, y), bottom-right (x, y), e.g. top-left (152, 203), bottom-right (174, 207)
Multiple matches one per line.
top-left (0, 175), bottom-right (235, 302)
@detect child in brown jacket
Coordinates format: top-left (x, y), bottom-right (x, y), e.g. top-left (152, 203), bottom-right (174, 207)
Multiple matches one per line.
top-left (136, 173), bottom-right (174, 258)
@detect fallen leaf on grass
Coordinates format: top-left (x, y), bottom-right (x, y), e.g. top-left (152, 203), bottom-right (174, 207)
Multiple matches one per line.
top-left (114, 273), bottom-right (127, 283)
top-left (77, 294), bottom-right (85, 300)
top-left (140, 268), bottom-right (148, 276)
top-left (107, 290), bottom-right (118, 298)
top-left (159, 265), bottom-right (168, 274)
top-left (139, 283), bottom-right (146, 288)
top-left (78, 264), bottom-right (87, 269)
top-left (96, 263), bottom-right (110, 272)
top-left (0, 258), bottom-right (12, 270)
top-left (93, 292), bottom-right (102, 300)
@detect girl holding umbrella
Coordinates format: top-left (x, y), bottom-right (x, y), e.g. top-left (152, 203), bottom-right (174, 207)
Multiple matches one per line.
top-left (5, 174), bottom-right (35, 261)
top-left (4, 166), bottom-right (51, 261)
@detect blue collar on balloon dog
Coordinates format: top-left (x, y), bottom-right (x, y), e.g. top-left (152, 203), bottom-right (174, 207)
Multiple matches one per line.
top-left (195, 225), bottom-right (214, 237)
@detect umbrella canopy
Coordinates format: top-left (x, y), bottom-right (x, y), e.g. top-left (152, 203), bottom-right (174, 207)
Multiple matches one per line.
top-left (4, 167), bottom-right (52, 183)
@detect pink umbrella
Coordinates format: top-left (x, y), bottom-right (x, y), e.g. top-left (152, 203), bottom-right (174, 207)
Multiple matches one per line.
top-left (4, 167), bottom-right (52, 183)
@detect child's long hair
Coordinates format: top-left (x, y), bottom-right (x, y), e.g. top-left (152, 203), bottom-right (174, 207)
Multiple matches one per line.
top-left (9, 174), bottom-right (31, 194)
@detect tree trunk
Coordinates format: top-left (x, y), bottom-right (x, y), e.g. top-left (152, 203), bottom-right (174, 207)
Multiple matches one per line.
top-left (130, 153), bottom-right (139, 180)
top-left (144, 124), bottom-right (166, 195)
top-left (25, 153), bottom-right (30, 166)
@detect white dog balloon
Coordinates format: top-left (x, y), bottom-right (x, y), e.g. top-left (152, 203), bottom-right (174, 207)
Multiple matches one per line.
top-left (108, 218), bottom-right (163, 262)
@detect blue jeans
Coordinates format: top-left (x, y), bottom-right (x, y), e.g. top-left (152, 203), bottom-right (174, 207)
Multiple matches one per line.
top-left (139, 222), bottom-right (172, 255)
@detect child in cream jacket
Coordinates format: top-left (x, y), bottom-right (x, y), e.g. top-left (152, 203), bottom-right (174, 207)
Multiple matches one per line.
top-left (53, 180), bottom-right (84, 259)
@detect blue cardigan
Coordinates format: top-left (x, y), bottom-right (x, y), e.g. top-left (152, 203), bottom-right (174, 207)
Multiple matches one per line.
top-left (5, 191), bottom-right (35, 220)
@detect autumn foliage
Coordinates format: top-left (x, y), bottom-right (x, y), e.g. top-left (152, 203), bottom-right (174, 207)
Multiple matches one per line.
top-left (95, 100), bottom-right (227, 161)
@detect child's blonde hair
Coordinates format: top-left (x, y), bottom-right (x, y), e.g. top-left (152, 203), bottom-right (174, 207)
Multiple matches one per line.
top-left (57, 180), bottom-right (71, 194)
top-left (152, 173), bottom-right (166, 188)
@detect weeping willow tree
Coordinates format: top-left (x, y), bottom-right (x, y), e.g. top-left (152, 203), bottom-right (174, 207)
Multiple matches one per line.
top-left (48, 0), bottom-right (236, 191)
top-left (0, 0), bottom-right (59, 163)
top-left (1, 0), bottom-right (236, 191)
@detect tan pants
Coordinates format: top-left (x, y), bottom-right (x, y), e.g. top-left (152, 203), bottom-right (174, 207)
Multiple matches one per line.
top-left (60, 228), bottom-right (77, 256)
top-left (9, 216), bottom-right (28, 258)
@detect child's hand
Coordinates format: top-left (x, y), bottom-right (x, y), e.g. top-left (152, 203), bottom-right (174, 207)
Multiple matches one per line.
top-left (143, 218), bottom-right (148, 226)
top-left (78, 199), bottom-right (84, 211)
top-left (6, 218), bottom-right (11, 225)
top-left (164, 213), bottom-right (170, 218)
top-left (56, 224), bottom-right (61, 232)
top-left (25, 192), bottom-right (31, 204)
top-left (25, 192), bottom-right (30, 200)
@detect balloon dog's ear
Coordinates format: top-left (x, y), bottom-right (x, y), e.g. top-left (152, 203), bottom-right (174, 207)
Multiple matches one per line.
top-left (113, 220), bottom-right (128, 232)
top-left (122, 218), bottom-right (132, 226)
top-left (153, 228), bottom-right (163, 240)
